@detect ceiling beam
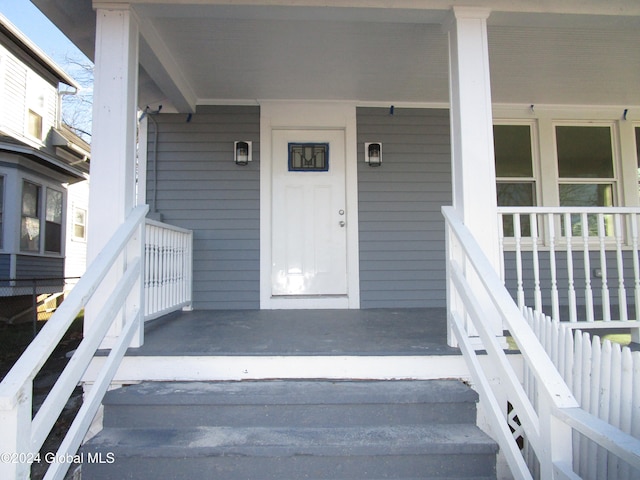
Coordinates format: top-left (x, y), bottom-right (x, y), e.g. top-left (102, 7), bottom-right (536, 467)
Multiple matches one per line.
top-left (137, 16), bottom-right (197, 113)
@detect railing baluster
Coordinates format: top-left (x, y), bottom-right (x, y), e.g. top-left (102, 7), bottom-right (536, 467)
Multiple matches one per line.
top-left (514, 214), bottom-right (525, 310)
top-left (632, 214), bottom-right (640, 324)
top-left (614, 214), bottom-right (628, 321)
top-left (498, 213), bottom-right (506, 284)
top-left (598, 214), bottom-right (611, 321)
top-left (530, 213), bottom-right (542, 312)
top-left (582, 213), bottom-right (595, 322)
top-left (564, 213), bottom-right (578, 322)
top-left (548, 213), bottom-right (560, 321)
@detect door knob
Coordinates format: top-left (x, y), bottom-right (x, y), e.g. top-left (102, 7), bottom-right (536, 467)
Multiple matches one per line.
top-left (339, 221), bottom-right (346, 227)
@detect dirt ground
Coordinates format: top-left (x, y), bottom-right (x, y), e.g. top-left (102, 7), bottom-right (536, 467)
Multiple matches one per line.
top-left (0, 318), bottom-right (84, 480)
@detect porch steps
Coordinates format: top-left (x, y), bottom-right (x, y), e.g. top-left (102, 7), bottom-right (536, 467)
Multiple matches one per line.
top-left (80, 379), bottom-right (498, 479)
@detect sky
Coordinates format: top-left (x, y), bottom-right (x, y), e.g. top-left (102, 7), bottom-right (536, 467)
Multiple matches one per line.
top-left (0, 0), bottom-right (90, 66)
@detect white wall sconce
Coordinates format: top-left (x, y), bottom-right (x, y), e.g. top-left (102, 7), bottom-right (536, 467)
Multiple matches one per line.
top-left (234, 141), bottom-right (252, 165)
top-left (365, 142), bottom-right (382, 167)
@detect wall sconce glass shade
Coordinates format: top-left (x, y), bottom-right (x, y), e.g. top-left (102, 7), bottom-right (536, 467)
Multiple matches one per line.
top-left (365, 142), bottom-right (382, 167)
top-left (234, 141), bottom-right (252, 165)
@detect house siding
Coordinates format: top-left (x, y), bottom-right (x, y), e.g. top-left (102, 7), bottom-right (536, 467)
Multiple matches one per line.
top-left (356, 107), bottom-right (452, 308)
top-left (15, 254), bottom-right (64, 281)
top-left (147, 105), bottom-right (260, 310)
top-left (504, 250), bottom-right (640, 319)
top-left (149, 106), bottom-right (454, 310)
top-left (0, 254), bottom-right (10, 278)
top-left (0, 46), bottom-right (58, 142)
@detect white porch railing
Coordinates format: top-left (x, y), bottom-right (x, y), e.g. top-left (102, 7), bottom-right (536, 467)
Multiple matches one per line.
top-left (0, 205), bottom-right (148, 480)
top-left (497, 207), bottom-right (640, 329)
top-left (443, 205), bottom-right (640, 479)
top-left (525, 308), bottom-right (640, 480)
top-left (144, 219), bottom-right (193, 321)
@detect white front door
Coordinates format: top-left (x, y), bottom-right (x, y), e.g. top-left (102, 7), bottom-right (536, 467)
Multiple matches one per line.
top-left (271, 129), bottom-right (348, 297)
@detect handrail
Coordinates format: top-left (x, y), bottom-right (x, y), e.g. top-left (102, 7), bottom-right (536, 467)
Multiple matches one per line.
top-left (443, 205), bottom-right (640, 479)
top-left (0, 204), bottom-right (148, 480)
top-left (498, 206), bottom-right (640, 214)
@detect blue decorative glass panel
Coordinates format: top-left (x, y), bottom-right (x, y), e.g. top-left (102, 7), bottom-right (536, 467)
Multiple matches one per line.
top-left (288, 143), bottom-right (329, 172)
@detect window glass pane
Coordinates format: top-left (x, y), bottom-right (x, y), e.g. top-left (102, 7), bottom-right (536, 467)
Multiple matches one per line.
top-left (21, 182), bottom-right (40, 252)
top-left (73, 207), bottom-right (86, 240)
top-left (45, 189), bottom-right (63, 253)
top-left (497, 182), bottom-right (535, 237)
top-left (21, 217), bottom-right (40, 251)
top-left (559, 184), bottom-right (613, 207)
top-left (559, 184), bottom-right (614, 237)
top-left (45, 222), bottom-right (61, 253)
top-left (497, 182), bottom-right (535, 207)
top-left (556, 126), bottom-right (613, 178)
top-left (22, 182), bottom-right (39, 217)
top-left (28, 110), bottom-right (43, 140)
top-left (46, 190), bottom-right (63, 223)
top-left (288, 143), bottom-right (329, 172)
top-left (494, 125), bottom-right (533, 177)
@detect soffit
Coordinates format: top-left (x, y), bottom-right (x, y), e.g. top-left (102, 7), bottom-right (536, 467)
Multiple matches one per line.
top-left (32, 1), bottom-right (640, 110)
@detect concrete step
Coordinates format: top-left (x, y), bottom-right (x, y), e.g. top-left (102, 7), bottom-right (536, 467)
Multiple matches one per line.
top-left (82, 380), bottom-right (498, 479)
top-left (82, 425), bottom-right (497, 479)
top-left (102, 379), bottom-right (479, 428)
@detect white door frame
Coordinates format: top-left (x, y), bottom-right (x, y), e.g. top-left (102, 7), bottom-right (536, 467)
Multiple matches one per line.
top-left (260, 101), bottom-right (360, 309)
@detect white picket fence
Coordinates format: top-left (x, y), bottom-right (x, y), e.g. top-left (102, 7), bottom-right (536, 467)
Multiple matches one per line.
top-left (524, 307), bottom-right (640, 479)
top-left (497, 207), bottom-right (640, 327)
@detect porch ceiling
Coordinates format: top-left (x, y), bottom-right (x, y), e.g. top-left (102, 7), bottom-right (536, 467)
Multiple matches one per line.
top-left (33, 1), bottom-right (640, 112)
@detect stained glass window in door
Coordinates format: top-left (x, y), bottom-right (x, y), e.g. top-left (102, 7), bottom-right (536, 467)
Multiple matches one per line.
top-left (288, 143), bottom-right (329, 172)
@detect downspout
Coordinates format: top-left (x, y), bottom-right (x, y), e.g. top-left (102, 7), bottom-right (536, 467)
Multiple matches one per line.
top-left (139, 105), bottom-right (162, 220)
top-left (57, 84), bottom-right (78, 129)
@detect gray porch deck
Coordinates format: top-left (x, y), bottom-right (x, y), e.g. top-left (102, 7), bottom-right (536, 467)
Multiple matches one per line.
top-left (128, 308), bottom-right (460, 357)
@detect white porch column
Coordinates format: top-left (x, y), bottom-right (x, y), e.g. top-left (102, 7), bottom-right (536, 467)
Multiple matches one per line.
top-left (86, 7), bottom-right (143, 347)
top-left (444, 8), bottom-right (503, 341)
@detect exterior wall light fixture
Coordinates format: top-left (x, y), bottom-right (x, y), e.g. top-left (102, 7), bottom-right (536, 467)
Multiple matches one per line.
top-left (234, 141), bottom-right (252, 165)
top-left (365, 142), bottom-right (382, 167)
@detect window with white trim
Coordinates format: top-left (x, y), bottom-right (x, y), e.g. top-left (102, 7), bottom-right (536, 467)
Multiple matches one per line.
top-left (72, 206), bottom-right (87, 241)
top-left (494, 124), bottom-right (536, 236)
top-left (20, 181), bottom-right (64, 254)
top-left (555, 124), bottom-right (616, 236)
top-left (556, 125), bottom-right (615, 208)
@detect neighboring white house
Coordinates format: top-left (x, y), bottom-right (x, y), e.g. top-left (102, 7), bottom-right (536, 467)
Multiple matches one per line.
top-left (2, 1), bottom-right (640, 479)
top-left (0, 14), bottom-right (89, 319)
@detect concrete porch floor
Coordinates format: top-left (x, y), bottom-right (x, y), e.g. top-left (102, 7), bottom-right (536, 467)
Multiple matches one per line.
top-left (128, 308), bottom-right (460, 357)
top-left (87, 308), bottom-right (471, 383)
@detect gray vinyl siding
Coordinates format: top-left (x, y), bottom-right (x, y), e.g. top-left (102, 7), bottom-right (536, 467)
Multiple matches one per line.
top-left (14, 255), bottom-right (64, 292)
top-left (0, 254), bottom-right (10, 278)
top-left (356, 107), bottom-right (452, 308)
top-left (504, 250), bottom-right (640, 319)
top-left (147, 105), bottom-right (260, 310)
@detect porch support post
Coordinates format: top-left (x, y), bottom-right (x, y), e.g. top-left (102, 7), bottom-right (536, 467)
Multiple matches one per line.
top-left (86, 7), bottom-right (143, 348)
top-left (444, 8), bottom-right (503, 344)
